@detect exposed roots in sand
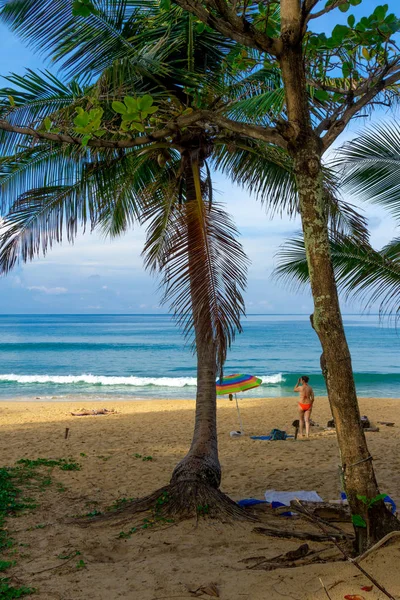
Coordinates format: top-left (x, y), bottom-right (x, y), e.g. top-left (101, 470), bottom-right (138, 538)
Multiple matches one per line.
top-left (77, 482), bottom-right (254, 527)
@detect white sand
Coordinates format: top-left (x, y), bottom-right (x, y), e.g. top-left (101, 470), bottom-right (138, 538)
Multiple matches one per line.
top-left (1, 396), bottom-right (399, 599)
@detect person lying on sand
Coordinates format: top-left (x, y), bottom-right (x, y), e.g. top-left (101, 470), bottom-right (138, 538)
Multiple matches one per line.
top-left (294, 376), bottom-right (314, 438)
top-left (71, 408), bottom-right (116, 416)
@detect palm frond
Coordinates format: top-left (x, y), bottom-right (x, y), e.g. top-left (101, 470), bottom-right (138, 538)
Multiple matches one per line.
top-left (225, 88), bottom-right (285, 126)
top-left (338, 122), bottom-right (400, 222)
top-left (274, 234), bottom-right (400, 319)
top-left (142, 160), bottom-right (248, 370)
top-left (213, 139), bottom-right (297, 216)
top-left (0, 0), bottom-right (157, 77)
top-left (0, 148), bottom-right (149, 271)
top-left (324, 190), bottom-right (369, 243)
top-left (0, 182), bottom-right (92, 273)
top-left (0, 143), bottom-right (81, 212)
top-left (0, 70), bottom-right (85, 156)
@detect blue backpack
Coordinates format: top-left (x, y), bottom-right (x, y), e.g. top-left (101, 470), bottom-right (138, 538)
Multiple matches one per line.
top-left (269, 429), bottom-right (287, 441)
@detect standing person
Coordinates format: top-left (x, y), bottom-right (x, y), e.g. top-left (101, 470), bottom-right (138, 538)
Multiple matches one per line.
top-left (294, 376), bottom-right (314, 438)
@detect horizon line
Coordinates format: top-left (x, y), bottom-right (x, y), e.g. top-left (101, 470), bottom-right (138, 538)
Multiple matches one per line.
top-left (0, 312), bottom-right (381, 317)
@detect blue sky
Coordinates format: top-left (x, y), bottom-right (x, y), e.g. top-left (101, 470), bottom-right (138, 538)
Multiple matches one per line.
top-left (0, 0), bottom-right (398, 314)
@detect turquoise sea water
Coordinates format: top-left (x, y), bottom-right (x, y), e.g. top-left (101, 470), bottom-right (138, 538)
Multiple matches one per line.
top-left (0, 314), bottom-right (398, 400)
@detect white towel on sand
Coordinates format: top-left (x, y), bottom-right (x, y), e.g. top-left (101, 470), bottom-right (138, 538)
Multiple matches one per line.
top-left (264, 490), bottom-right (323, 506)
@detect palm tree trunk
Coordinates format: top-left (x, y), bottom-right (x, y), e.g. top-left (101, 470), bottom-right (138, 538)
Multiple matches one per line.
top-left (170, 157), bottom-right (221, 489)
top-left (278, 7), bottom-right (399, 550)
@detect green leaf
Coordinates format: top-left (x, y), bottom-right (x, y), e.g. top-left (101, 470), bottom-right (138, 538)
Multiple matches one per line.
top-left (196, 22), bottom-right (206, 34)
top-left (374, 5), bottom-right (388, 21)
top-left (94, 130), bottom-right (106, 137)
top-left (369, 493), bottom-right (387, 506)
top-left (124, 96), bottom-right (138, 112)
top-left (8, 95), bottom-right (15, 107)
top-left (137, 94), bottom-right (154, 111)
top-left (112, 101), bottom-right (127, 115)
top-left (362, 47), bottom-right (370, 60)
top-left (342, 61), bottom-right (352, 78)
top-left (159, 0), bottom-right (171, 10)
top-left (81, 134), bottom-right (91, 146)
top-left (357, 494), bottom-right (369, 505)
top-left (332, 24), bottom-right (349, 44)
top-left (44, 117), bottom-right (52, 131)
top-left (314, 89), bottom-right (330, 102)
top-left (349, 0), bottom-right (361, 4)
top-left (74, 112), bottom-right (90, 127)
top-left (339, 2), bottom-right (350, 12)
top-left (122, 111), bottom-right (140, 122)
top-left (72, 1), bottom-right (91, 17)
top-left (352, 514), bottom-right (367, 528)
top-left (89, 107), bottom-right (103, 120)
top-left (146, 106), bottom-right (158, 115)
top-left (130, 122), bottom-right (145, 132)
top-left (72, 0), bottom-right (97, 17)
top-left (347, 14), bottom-right (355, 27)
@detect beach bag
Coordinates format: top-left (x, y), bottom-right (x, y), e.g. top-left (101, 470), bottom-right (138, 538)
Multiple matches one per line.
top-left (269, 429), bottom-right (287, 441)
top-left (360, 416), bottom-right (370, 429)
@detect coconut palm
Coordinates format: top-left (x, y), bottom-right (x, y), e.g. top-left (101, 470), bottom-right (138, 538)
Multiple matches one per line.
top-left (0, 6), bottom-right (252, 515)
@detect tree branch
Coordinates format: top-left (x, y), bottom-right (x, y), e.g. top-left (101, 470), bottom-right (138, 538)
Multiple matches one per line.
top-left (173, 0), bottom-right (281, 55)
top-left (0, 111), bottom-right (218, 150)
top-left (307, 0), bottom-right (351, 22)
top-left (0, 111), bottom-right (287, 150)
top-left (207, 113), bottom-right (287, 148)
top-left (321, 69), bottom-right (400, 150)
top-left (303, 0), bottom-right (319, 13)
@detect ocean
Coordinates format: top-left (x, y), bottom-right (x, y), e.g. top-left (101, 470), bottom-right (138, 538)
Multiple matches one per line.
top-left (0, 314), bottom-right (398, 400)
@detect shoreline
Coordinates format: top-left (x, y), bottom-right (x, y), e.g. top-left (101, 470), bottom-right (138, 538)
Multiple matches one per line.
top-left (1, 393), bottom-right (399, 402)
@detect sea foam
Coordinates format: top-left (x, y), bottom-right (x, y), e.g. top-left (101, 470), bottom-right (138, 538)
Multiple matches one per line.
top-left (0, 373), bottom-right (285, 387)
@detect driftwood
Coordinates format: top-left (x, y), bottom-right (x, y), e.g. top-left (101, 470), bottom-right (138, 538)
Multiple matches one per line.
top-left (252, 526), bottom-right (349, 541)
top-left (354, 531), bottom-right (400, 564)
top-left (243, 544), bottom-right (343, 571)
top-left (291, 502), bottom-right (354, 541)
top-left (286, 501), bottom-right (351, 522)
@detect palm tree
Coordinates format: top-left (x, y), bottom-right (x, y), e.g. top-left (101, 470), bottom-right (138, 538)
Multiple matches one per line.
top-left (0, 6), bottom-right (251, 515)
top-left (275, 122), bottom-right (400, 322)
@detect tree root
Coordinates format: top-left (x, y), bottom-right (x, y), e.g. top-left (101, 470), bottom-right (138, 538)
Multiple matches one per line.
top-left (76, 482), bottom-right (254, 527)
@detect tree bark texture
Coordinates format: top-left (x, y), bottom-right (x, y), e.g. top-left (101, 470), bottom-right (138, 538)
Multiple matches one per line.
top-left (279, 0), bottom-right (399, 550)
top-left (171, 157), bottom-right (221, 490)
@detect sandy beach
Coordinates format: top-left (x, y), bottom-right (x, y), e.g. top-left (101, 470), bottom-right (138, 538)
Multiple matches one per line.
top-left (1, 396), bottom-right (400, 599)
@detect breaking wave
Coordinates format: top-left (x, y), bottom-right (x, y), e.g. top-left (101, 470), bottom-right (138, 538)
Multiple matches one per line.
top-left (0, 373), bottom-right (285, 387)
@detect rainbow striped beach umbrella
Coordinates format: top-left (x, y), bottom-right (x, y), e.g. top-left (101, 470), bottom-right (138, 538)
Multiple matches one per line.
top-left (216, 374), bottom-right (262, 434)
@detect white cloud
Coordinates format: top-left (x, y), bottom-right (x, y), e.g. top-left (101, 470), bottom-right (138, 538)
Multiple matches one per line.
top-left (102, 285), bottom-right (108, 290)
top-left (27, 286), bottom-right (68, 295)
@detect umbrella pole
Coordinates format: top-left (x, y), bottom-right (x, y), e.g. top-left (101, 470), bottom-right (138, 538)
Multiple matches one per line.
top-left (235, 394), bottom-right (244, 434)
